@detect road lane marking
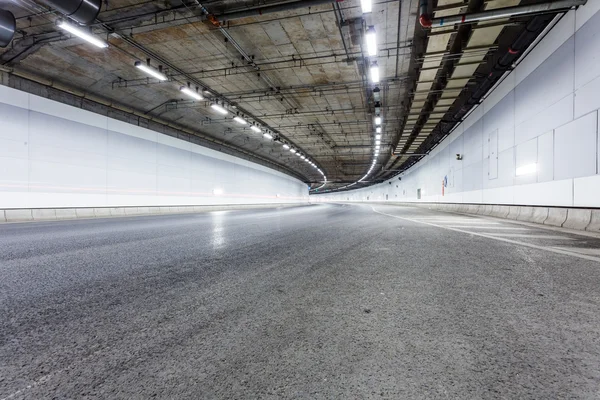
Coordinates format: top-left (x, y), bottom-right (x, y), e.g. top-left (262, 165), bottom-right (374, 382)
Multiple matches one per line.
top-left (443, 226), bottom-right (530, 230)
top-left (372, 207), bottom-right (600, 263)
top-left (486, 234), bottom-right (575, 239)
top-left (414, 220), bottom-right (501, 224)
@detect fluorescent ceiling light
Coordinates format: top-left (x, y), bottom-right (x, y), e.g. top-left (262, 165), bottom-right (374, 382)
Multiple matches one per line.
top-left (375, 116), bottom-right (382, 125)
top-left (57, 20), bottom-right (108, 48)
top-left (250, 125), bottom-right (261, 133)
top-left (376, 127), bottom-right (381, 133)
top-left (516, 163), bottom-right (537, 176)
top-left (211, 103), bottom-right (228, 115)
top-left (134, 61), bottom-right (167, 81)
top-left (180, 86), bottom-right (203, 100)
top-left (370, 63), bottom-right (380, 84)
top-left (282, 144), bottom-right (290, 150)
top-left (263, 132), bottom-right (273, 139)
top-left (301, 155), bottom-right (306, 160)
top-left (375, 140), bottom-right (381, 145)
top-left (375, 134), bottom-right (381, 140)
top-left (361, 0), bottom-right (372, 13)
top-left (290, 148), bottom-right (297, 153)
top-left (365, 26), bottom-right (377, 57)
top-left (233, 116), bottom-right (247, 125)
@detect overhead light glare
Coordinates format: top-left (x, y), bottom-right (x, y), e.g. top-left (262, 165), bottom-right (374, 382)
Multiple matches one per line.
top-left (211, 103), bottom-right (228, 115)
top-left (376, 127), bottom-right (382, 133)
top-left (370, 62), bottom-right (380, 84)
top-left (361, 0), bottom-right (372, 13)
top-left (250, 125), bottom-right (261, 133)
top-left (134, 60), bottom-right (167, 81)
top-left (58, 19), bottom-right (108, 48)
top-left (516, 163), bottom-right (537, 176)
top-left (282, 144), bottom-right (290, 150)
top-left (365, 26), bottom-right (377, 57)
top-left (233, 116), bottom-right (247, 125)
top-left (375, 116), bottom-right (382, 125)
top-left (290, 148), bottom-right (297, 153)
top-left (180, 86), bottom-right (203, 100)
top-left (375, 134), bottom-right (381, 140)
top-left (263, 132), bottom-right (273, 139)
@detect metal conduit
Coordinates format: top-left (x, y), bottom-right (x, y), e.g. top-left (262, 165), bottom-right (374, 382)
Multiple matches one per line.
top-left (421, 0), bottom-right (586, 28)
top-left (208, 0), bottom-right (342, 23)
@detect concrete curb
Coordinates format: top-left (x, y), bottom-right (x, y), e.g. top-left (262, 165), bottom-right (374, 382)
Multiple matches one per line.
top-left (507, 206), bottom-right (520, 220)
top-left (5, 209), bottom-right (33, 222)
top-left (544, 208), bottom-right (568, 227)
top-left (0, 203), bottom-right (307, 223)
top-left (364, 201), bottom-right (600, 233)
top-left (563, 208), bottom-right (592, 230)
top-left (587, 210), bottom-right (600, 232)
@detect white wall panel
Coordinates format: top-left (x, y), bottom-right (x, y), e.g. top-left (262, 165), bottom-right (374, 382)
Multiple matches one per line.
top-left (0, 87), bottom-right (308, 208)
top-left (574, 76), bottom-right (600, 118)
top-left (537, 131), bottom-right (554, 183)
top-left (515, 138), bottom-right (537, 186)
top-left (0, 157), bottom-right (28, 191)
top-left (554, 112), bottom-right (598, 180)
top-left (574, 11), bottom-right (600, 90)
top-left (29, 95), bottom-right (107, 130)
top-left (574, 175), bottom-right (600, 207)
top-left (514, 37), bottom-right (574, 126)
top-left (514, 94), bottom-right (574, 145)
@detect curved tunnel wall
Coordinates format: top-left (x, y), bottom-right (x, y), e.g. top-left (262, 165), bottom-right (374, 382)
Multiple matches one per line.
top-left (314, 3), bottom-right (600, 208)
top-left (0, 85), bottom-right (309, 209)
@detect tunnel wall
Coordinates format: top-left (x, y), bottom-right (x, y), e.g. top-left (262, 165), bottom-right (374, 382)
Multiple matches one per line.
top-left (0, 85), bottom-right (309, 209)
top-left (314, 3), bottom-right (600, 208)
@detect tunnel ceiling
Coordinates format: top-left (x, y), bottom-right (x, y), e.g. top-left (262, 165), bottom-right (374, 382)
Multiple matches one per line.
top-left (0, 0), bottom-right (566, 192)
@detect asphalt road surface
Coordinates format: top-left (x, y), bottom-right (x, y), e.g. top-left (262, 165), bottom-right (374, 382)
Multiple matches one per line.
top-left (2, 203), bottom-right (600, 399)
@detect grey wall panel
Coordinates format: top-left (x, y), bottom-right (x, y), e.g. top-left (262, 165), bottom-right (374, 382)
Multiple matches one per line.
top-left (537, 130), bottom-right (554, 183)
top-left (554, 112), bottom-right (598, 180)
top-left (574, 10), bottom-right (600, 90)
top-left (514, 37), bottom-right (575, 126)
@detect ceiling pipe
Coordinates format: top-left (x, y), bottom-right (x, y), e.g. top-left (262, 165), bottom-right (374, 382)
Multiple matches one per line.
top-left (207, 0), bottom-right (343, 24)
top-left (0, 9), bottom-right (16, 47)
top-left (40, 0), bottom-right (102, 25)
top-left (428, 0), bottom-right (586, 27)
top-left (419, 0), bottom-right (432, 28)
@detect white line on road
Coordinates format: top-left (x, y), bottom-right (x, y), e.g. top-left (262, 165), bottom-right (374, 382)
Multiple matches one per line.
top-left (443, 226), bottom-right (530, 230)
top-left (413, 220), bottom-right (501, 224)
top-left (372, 207), bottom-right (600, 263)
top-left (488, 234), bottom-right (575, 239)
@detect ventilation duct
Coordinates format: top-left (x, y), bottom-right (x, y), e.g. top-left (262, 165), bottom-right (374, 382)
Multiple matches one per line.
top-left (0, 9), bottom-right (15, 48)
top-left (42, 0), bottom-right (102, 25)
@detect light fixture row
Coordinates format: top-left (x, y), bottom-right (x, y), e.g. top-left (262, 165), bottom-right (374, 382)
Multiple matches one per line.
top-left (55, 18), bottom-right (323, 182)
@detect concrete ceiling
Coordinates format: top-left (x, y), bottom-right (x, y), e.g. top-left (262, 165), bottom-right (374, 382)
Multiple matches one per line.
top-left (0, 0), bottom-right (557, 192)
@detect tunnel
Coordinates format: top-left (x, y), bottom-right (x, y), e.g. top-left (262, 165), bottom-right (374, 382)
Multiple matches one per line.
top-left (1, 0), bottom-right (600, 398)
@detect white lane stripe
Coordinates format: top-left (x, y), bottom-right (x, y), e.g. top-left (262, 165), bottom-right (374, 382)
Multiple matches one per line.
top-left (443, 226), bottom-right (530, 230)
top-left (415, 218), bottom-right (500, 225)
top-left (486, 234), bottom-right (575, 239)
top-left (552, 247), bottom-right (600, 256)
top-left (372, 207), bottom-right (600, 263)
